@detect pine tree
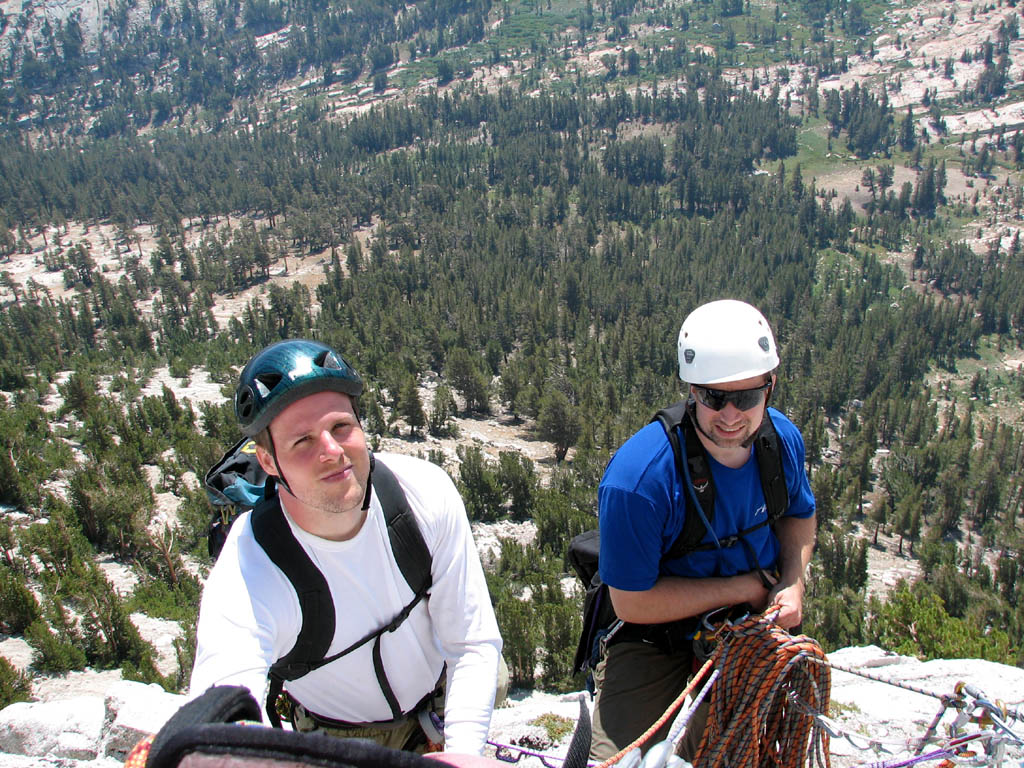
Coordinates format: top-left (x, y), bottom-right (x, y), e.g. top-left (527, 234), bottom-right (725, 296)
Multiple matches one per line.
top-left (456, 445), bottom-right (503, 522)
top-left (428, 384), bottom-right (458, 438)
top-left (397, 377), bottom-right (426, 437)
top-left (537, 389), bottom-right (581, 462)
top-left (899, 105), bottom-right (916, 152)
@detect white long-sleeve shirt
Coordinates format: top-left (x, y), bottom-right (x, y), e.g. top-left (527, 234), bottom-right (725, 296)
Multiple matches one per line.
top-left (190, 452), bottom-right (502, 755)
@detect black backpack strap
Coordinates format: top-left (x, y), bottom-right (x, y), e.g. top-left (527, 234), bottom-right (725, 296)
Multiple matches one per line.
top-left (751, 411), bottom-right (789, 524)
top-left (656, 402), bottom-right (789, 563)
top-left (373, 459), bottom-right (433, 597)
top-left (353, 458), bottom-right (434, 719)
top-left (251, 495), bottom-right (335, 727)
top-left (654, 401), bottom-right (716, 561)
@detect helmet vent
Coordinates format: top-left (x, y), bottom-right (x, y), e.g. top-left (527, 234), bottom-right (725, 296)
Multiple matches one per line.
top-left (254, 374), bottom-right (281, 397)
top-left (319, 350), bottom-right (343, 370)
top-left (758, 337), bottom-right (770, 352)
top-left (237, 388), bottom-right (255, 418)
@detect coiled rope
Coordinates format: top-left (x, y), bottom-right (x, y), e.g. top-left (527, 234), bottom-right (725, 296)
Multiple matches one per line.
top-left (592, 613), bottom-right (830, 768)
top-left (693, 613), bottom-right (832, 768)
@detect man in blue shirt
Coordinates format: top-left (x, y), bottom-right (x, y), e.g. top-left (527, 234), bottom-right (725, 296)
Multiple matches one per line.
top-left (589, 299), bottom-right (817, 762)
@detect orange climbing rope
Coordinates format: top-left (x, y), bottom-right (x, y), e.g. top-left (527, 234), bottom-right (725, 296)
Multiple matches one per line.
top-left (593, 612), bottom-right (831, 768)
top-left (693, 614), bottom-right (832, 768)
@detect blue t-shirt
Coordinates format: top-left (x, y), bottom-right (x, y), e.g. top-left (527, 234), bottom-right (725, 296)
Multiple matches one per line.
top-left (598, 408), bottom-right (815, 592)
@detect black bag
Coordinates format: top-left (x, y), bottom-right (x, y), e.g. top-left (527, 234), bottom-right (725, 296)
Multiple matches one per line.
top-left (204, 437), bottom-right (268, 558)
top-left (139, 686), bottom-right (438, 768)
top-left (567, 530), bottom-right (616, 678)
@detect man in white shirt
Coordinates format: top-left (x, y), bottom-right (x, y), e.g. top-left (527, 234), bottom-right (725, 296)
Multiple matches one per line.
top-left (191, 339), bottom-right (503, 755)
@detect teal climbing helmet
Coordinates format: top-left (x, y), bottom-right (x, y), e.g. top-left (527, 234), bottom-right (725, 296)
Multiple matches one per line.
top-left (235, 339), bottom-right (364, 437)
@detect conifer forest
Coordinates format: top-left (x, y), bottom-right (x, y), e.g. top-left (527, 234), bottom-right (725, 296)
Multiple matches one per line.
top-left (1, 0), bottom-right (1024, 704)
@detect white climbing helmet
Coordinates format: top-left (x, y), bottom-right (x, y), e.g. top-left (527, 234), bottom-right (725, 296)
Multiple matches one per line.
top-left (677, 299), bottom-right (779, 385)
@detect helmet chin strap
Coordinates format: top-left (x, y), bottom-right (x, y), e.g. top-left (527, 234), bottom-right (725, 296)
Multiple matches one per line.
top-left (266, 431), bottom-right (294, 498)
top-left (686, 397), bottom-right (717, 444)
top-left (362, 452), bottom-right (375, 511)
top-left (740, 379), bottom-right (774, 448)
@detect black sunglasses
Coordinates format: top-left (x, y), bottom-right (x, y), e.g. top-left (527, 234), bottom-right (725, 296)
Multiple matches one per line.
top-left (693, 382), bottom-right (771, 411)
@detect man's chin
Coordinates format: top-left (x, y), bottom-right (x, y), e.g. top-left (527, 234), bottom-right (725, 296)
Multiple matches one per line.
top-left (299, 484), bottom-right (364, 513)
top-left (712, 430), bottom-right (745, 448)
top-left (709, 430), bottom-right (751, 448)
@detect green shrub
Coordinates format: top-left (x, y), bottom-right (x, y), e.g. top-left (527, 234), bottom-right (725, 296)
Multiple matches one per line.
top-left (128, 574), bottom-right (201, 624)
top-left (0, 567), bottom-right (41, 634)
top-left (867, 582), bottom-right (1014, 664)
top-left (529, 713), bottom-right (574, 742)
top-left (0, 657), bottom-right (31, 708)
top-left (24, 619), bottom-right (87, 674)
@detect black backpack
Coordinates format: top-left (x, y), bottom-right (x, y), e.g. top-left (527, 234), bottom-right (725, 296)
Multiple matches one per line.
top-left (568, 400), bottom-right (789, 676)
top-left (204, 440), bottom-right (433, 727)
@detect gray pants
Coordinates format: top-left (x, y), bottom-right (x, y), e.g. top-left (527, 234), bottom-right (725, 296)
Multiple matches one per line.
top-left (292, 698), bottom-right (442, 752)
top-left (589, 641), bottom-right (708, 762)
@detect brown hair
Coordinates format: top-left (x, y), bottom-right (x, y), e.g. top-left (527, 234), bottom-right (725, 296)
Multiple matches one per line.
top-left (253, 427), bottom-right (273, 452)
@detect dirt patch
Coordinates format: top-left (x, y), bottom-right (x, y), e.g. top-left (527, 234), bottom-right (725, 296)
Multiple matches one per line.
top-left (850, 521), bottom-right (923, 599)
top-left (813, 155), bottom-right (1010, 220)
top-left (813, 164), bottom-right (913, 215)
top-left (375, 377), bottom-right (565, 484)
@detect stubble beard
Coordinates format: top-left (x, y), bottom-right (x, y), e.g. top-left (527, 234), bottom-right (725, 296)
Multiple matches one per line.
top-left (706, 425), bottom-right (754, 449)
top-left (298, 465), bottom-right (369, 519)
top-left (700, 410), bottom-right (763, 451)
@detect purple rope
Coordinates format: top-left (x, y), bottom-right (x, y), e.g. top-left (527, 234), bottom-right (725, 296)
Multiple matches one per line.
top-left (857, 733), bottom-right (987, 768)
top-left (488, 740), bottom-right (579, 768)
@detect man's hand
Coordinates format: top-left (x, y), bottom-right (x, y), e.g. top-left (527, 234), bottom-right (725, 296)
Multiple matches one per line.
top-left (768, 514), bottom-right (815, 629)
top-left (767, 578), bottom-right (804, 629)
